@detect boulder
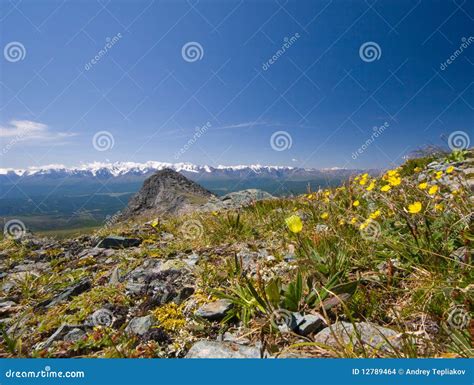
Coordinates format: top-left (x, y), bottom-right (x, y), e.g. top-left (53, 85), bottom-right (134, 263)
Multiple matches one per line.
top-left (125, 315), bottom-right (154, 336)
top-left (292, 312), bottom-right (326, 336)
top-left (195, 299), bottom-right (233, 321)
top-left (314, 321), bottom-right (401, 353)
top-left (35, 324), bottom-right (83, 350)
top-left (96, 236), bottom-right (141, 249)
top-left (38, 278), bottom-right (91, 308)
top-left (186, 340), bottom-right (260, 358)
top-left (64, 328), bottom-right (86, 343)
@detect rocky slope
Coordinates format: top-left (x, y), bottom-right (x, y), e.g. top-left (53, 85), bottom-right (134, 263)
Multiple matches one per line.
top-left (0, 149), bottom-right (472, 358)
top-left (119, 168), bottom-right (215, 220)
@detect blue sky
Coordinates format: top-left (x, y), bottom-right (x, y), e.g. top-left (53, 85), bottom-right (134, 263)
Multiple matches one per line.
top-left (0, 0), bottom-right (473, 169)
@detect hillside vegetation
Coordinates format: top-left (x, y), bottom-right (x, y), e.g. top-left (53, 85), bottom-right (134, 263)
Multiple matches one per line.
top-left (0, 149), bottom-right (472, 358)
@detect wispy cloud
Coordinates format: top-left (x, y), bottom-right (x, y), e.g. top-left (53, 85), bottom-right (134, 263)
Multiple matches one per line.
top-left (212, 121), bottom-right (268, 130)
top-left (0, 120), bottom-right (77, 142)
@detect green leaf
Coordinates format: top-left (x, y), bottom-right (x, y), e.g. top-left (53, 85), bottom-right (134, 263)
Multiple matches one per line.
top-left (265, 278), bottom-right (281, 308)
top-left (331, 280), bottom-right (359, 295)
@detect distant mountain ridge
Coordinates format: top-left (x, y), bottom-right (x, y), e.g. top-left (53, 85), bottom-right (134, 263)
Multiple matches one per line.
top-left (0, 161), bottom-right (373, 180)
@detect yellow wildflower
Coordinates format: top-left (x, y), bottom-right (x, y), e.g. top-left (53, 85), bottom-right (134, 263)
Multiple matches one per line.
top-left (418, 182), bottom-right (428, 190)
top-left (428, 185), bottom-right (438, 195)
top-left (435, 171), bottom-right (443, 179)
top-left (388, 176), bottom-right (401, 186)
top-left (151, 219), bottom-right (159, 227)
top-left (434, 203), bottom-right (443, 211)
top-left (338, 219), bottom-right (346, 225)
top-left (320, 212), bottom-right (329, 220)
top-left (359, 221), bottom-right (368, 230)
top-left (369, 209), bottom-right (381, 219)
top-left (366, 181), bottom-right (375, 191)
top-left (380, 184), bottom-right (391, 192)
top-left (350, 217), bottom-right (357, 225)
top-left (414, 167), bottom-right (421, 172)
top-left (353, 200), bottom-right (360, 207)
top-left (407, 201), bottom-right (422, 214)
top-left (446, 166), bottom-right (454, 174)
top-left (285, 215), bottom-right (303, 233)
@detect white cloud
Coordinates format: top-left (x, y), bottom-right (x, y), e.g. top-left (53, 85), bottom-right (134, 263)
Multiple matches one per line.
top-left (0, 120), bottom-right (76, 142)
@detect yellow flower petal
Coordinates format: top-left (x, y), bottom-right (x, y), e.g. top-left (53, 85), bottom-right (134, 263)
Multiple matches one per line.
top-left (418, 182), bottom-right (428, 190)
top-left (380, 184), bottom-right (391, 192)
top-left (353, 200), bottom-right (360, 207)
top-left (407, 201), bottom-right (422, 214)
top-left (366, 181), bottom-right (375, 191)
top-left (428, 185), bottom-right (438, 195)
top-left (320, 212), bottom-right (329, 220)
top-left (285, 215), bottom-right (303, 233)
top-left (446, 166), bottom-right (454, 174)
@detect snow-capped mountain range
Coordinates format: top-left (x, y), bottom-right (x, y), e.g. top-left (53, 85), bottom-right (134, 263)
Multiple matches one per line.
top-left (0, 161), bottom-right (378, 201)
top-left (0, 161), bottom-right (351, 179)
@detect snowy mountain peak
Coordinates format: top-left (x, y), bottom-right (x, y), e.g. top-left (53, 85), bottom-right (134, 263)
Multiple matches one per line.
top-left (0, 161), bottom-right (315, 177)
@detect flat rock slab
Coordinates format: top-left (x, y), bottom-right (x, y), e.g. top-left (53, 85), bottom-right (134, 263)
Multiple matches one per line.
top-left (195, 299), bottom-right (233, 321)
top-left (186, 341), bottom-right (260, 358)
top-left (96, 236), bottom-right (141, 249)
top-left (314, 321), bottom-right (401, 353)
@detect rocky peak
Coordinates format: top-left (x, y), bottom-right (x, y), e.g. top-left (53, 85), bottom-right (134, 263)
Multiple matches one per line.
top-left (119, 168), bottom-right (215, 220)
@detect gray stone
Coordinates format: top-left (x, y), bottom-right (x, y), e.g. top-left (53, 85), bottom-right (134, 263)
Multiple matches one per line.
top-left (96, 236), bottom-right (141, 249)
top-left (109, 266), bottom-right (121, 285)
top-left (0, 300), bottom-right (16, 308)
top-left (125, 315), bottom-right (154, 336)
top-left (293, 312), bottom-right (326, 336)
top-left (450, 247), bottom-right (471, 263)
top-left (38, 278), bottom-right (91, 308)
top-left (12, 261), bottom-right (49, 273)
top-left (64, 328), bottom-right (86, 343)
top-left (195, 299), bottom-right (233, 321)
top-left (184, 253), bottom-right (200, 267)
top-left (35, 324), bottom-right (82, 350)
top-left (161, 232), bottom-right (175, 241)
top-left (186, 340), bottom-right (261, 358)
top-left (314, 321), bottom-right (401, 352)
